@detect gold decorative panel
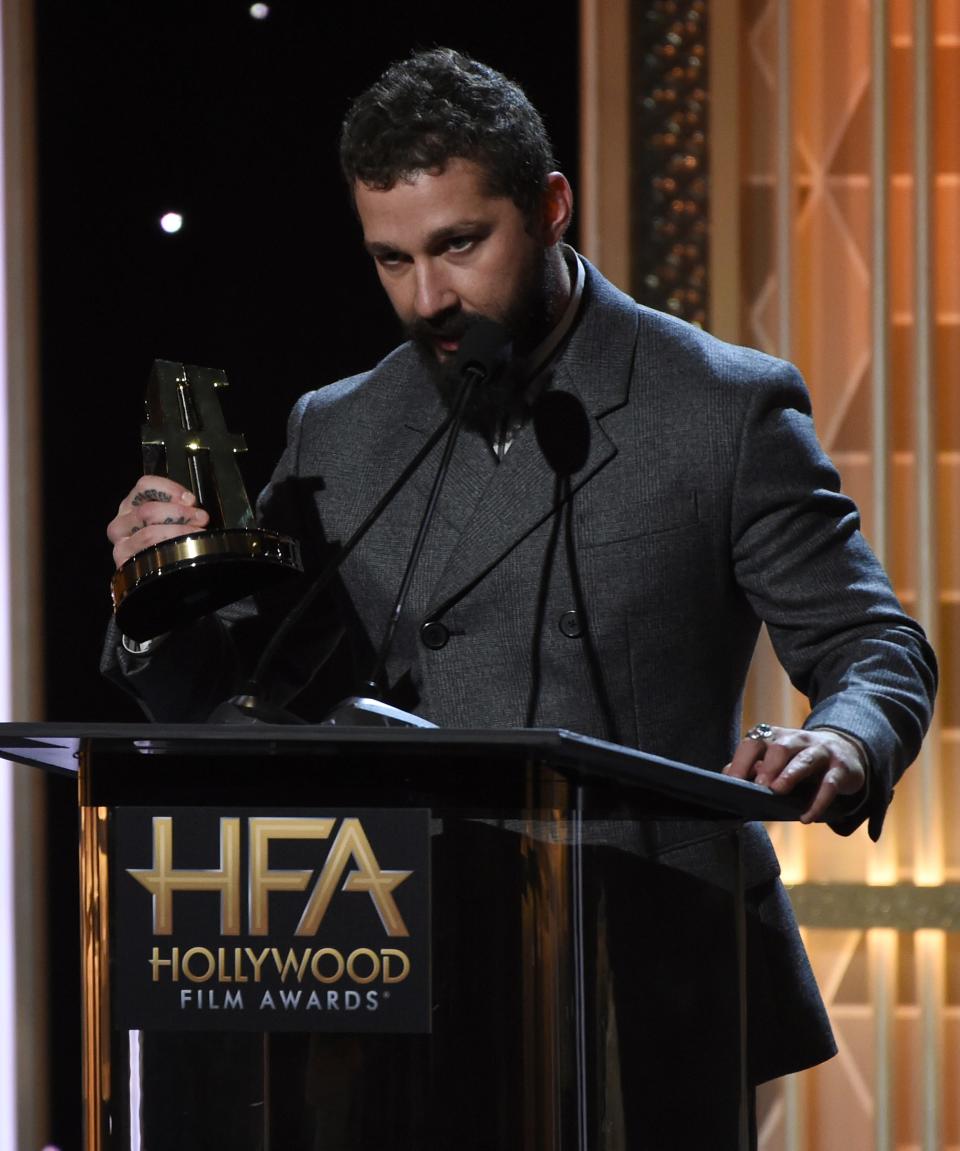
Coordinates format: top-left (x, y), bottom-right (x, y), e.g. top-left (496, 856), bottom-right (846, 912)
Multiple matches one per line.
top-left (738, 1), bottom-right (958, 1147)
top-left (582, 1), bottom-right (958, 1146)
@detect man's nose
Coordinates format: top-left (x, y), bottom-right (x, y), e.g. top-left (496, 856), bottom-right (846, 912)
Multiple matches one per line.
top-left (413, 261), bottom-right (457, 320)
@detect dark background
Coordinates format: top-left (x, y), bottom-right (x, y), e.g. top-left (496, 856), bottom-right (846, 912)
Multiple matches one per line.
top-left (36, 1), bottom-right (579, 1144)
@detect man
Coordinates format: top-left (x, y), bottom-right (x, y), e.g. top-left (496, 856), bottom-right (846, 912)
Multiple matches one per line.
top-left (104, 48), bottom-right (936, 1145)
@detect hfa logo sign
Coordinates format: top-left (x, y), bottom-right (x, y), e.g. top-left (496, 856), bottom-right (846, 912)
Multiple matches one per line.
top-left (113, 808), bottom-right (431, 1033)
top-left (128, 815), bottom-right (412, 937)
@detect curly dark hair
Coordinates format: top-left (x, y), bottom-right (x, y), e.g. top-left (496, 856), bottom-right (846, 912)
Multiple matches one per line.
top-left (339, 48), bottom-right (557, 222)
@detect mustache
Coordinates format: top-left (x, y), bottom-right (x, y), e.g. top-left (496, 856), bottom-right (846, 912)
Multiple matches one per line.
top-left (405, 307), bottom-right (473, 345)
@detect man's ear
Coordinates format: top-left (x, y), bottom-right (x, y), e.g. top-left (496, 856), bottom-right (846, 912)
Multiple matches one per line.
top-left (540, 172), bottom-right (574, 245)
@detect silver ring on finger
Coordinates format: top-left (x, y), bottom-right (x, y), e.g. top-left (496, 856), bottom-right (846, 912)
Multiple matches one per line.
top-left (746, 722), bottom-right (775, 743)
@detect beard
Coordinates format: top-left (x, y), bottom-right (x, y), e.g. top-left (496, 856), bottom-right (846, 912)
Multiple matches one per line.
top-left (406, 244), bottom-right (566, 433)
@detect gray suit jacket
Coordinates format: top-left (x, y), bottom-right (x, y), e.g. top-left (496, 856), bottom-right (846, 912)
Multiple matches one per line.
top-left (104, 257), bottom-right (936, 1082)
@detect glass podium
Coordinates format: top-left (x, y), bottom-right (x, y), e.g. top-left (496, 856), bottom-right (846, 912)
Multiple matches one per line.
top-left (1, 724), bottom-right (808, 1151)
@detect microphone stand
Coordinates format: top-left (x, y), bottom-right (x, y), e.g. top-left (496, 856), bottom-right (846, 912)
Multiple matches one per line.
top-left (326, 324), bottom-right (512, 726)
top-left (362, 359), bottom-right (482, 697)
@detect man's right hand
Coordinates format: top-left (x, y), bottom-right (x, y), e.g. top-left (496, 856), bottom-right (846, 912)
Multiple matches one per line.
top-left (107, 476), bottom-right (210, 570)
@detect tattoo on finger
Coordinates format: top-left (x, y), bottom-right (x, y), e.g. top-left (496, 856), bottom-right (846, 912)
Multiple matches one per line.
top-left (131, 489), bottom-right (173, 507)
top-left (161, 516), bottom-right (190, 526)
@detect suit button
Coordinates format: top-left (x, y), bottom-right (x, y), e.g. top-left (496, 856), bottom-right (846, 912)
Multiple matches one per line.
top-left (420, 620), bottom-right (450, 650)
top-left (558, 610), bottom-right (582, 638)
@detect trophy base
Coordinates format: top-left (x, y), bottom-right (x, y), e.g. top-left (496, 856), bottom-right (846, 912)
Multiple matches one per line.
top-left (111, 527), bottom-right (302, 642)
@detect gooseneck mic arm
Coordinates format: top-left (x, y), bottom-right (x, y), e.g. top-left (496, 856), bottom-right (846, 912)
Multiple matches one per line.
top-left (363, 318), bottom-right (512, 696)
top-left (225, 407), bottom-right (456, 721)
top-left (210, 319), bottom-right (511, 725)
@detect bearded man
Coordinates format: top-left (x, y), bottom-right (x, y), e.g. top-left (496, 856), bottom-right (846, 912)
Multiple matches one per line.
top-left (103, 48), bottom-right (936, 1148)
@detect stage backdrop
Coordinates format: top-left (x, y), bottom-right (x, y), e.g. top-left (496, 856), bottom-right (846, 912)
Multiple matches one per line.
top-left (581, 1), bottom-right (959, 1148)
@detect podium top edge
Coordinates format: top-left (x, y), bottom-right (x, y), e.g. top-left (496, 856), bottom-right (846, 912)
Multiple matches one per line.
top-left (0, 722), bottom-right (810, 822)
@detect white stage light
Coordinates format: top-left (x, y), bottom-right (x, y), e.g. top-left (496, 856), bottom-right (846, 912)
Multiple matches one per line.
top-left (159, 212), bottom-right (183, 234)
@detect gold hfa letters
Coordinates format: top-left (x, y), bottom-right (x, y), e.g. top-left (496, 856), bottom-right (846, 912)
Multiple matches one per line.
top-left (127, 817), bottom-right (412, 938)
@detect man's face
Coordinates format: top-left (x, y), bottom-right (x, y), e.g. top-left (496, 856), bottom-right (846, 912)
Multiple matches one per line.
top-left (355, 158), bottom-right (552, 362)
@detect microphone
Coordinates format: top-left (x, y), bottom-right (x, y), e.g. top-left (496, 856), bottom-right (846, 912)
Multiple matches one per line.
top-left (532, 389), bottom-right (591, 478)
top-left (453, 317), bottom-right (513, 386)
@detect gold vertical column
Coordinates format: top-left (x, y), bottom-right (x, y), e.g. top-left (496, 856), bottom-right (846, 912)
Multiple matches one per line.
top-left (578, 0), bottom-right (630, 289)
top-left (775, 0), bottom-right (793, 365)
top-left (774, 0), bottom-right (806, 900)
top-left (912, 4), bottom-right (943, 1151)
top-left (912, 0), bottom-right (941, 885)
top-left (774, 0), bottom-right (800, 758)
top-left (775, 6), bottom-right (808, 1148)
top-left (869, 7), bottom-right (898, 1148)
top-left (79, 782), bottom-right (111, 1151)
top-left (869, 0), bottom-right (899, 887)
top-left (708, 0), bottom-right (741, 344)
top-left (915, 928), bottom-right (945, 1151)
top-left (867, 928), bottom-right (898, 1151)
top-left (871, 0), bottom-right (891, 572)
top-left (520, 764), bottom-right (573, 1149)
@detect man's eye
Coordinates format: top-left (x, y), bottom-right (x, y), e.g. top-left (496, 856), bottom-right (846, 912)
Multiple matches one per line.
top-left (446, 236), bottom-right (475, 254)
top-left (376, 252), bottom-right (403, 267)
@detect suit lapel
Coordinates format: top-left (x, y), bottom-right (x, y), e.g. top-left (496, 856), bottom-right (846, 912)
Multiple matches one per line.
top-left (343, 259), bottom-right (642, 616)
top-left (424, 385), bottom-right (616, 611)
top-left (338, 352), bottom-right (443, 530)
top-left (339, 346), bottom-right (499, 616)
top-left (424, 261), bottom-right (641, 611)
top-left (405, 404), bottom-right (498, 533)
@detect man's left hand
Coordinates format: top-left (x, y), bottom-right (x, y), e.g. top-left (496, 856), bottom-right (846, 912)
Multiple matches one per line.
top-left (723, 726), bottom-right (867, 824)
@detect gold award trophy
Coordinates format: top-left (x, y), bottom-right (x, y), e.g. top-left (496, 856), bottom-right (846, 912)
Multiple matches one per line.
top-left (111, 359), bottom-right (302, 641)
